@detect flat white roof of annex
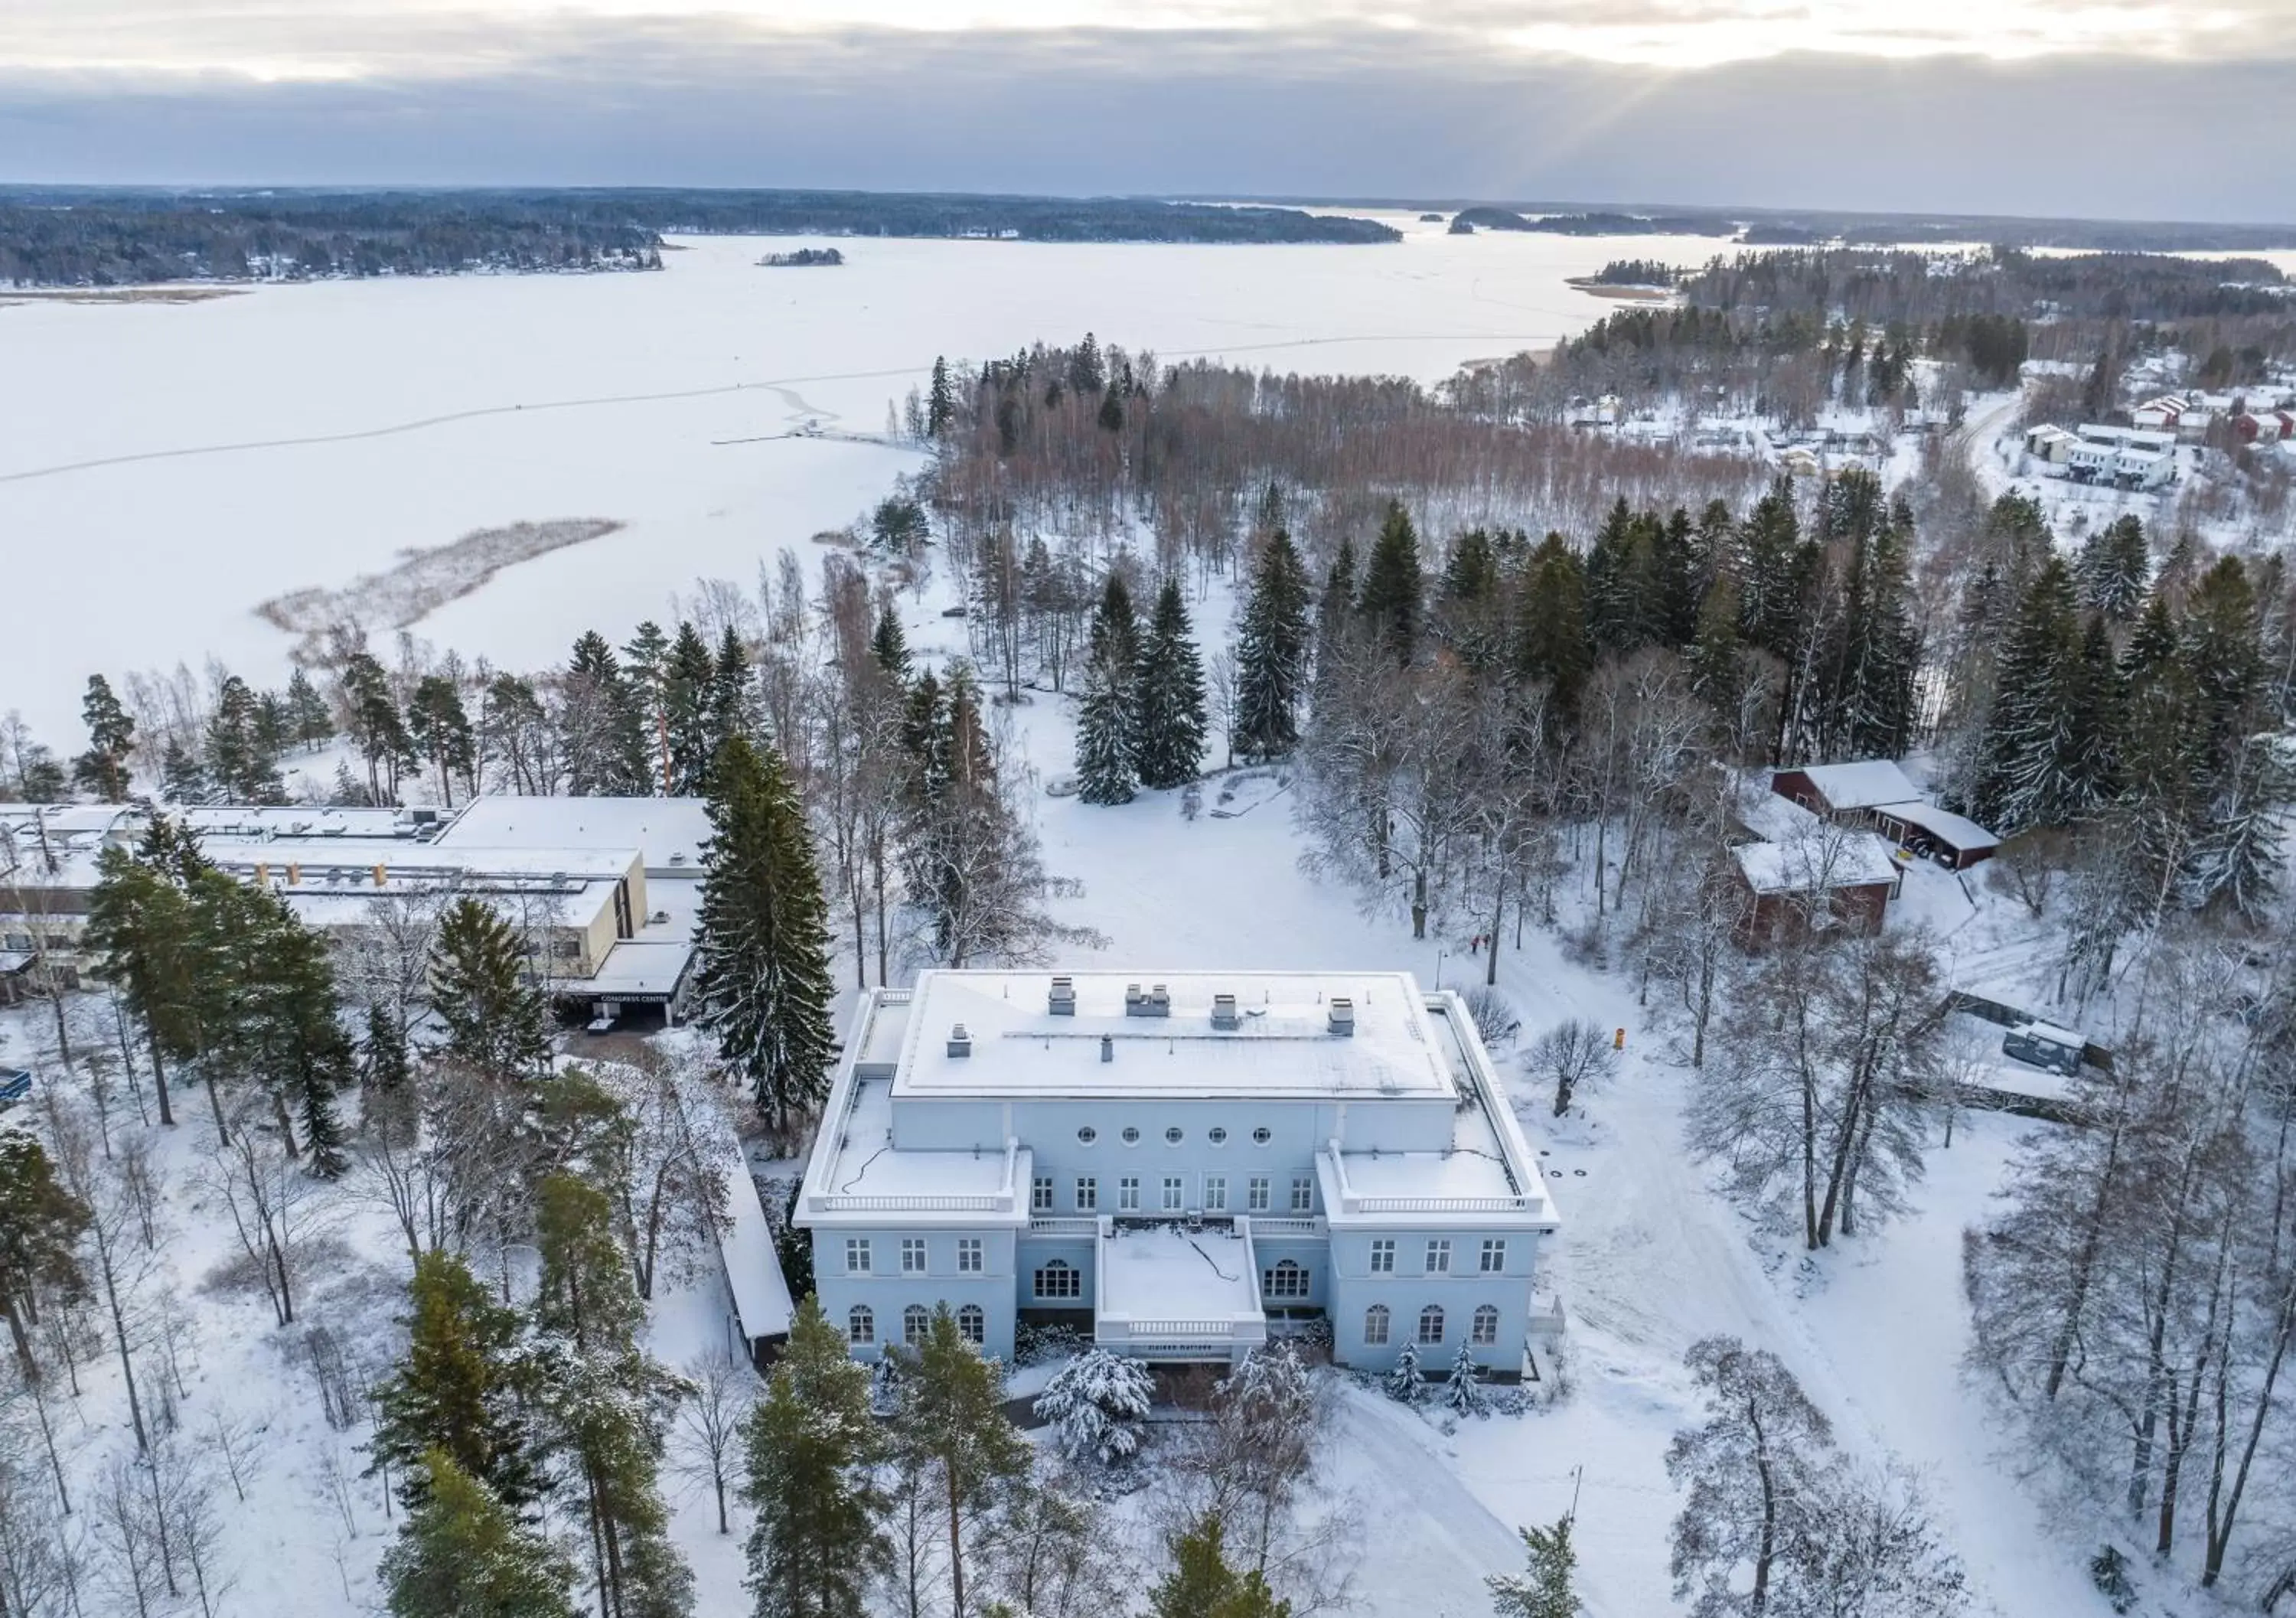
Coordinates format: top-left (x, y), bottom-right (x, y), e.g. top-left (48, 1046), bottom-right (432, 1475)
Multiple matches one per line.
top-left (892, 970), bottom-right (1456, 1102)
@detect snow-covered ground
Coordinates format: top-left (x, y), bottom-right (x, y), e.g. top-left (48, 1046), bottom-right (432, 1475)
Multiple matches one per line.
top-left (0, 217), bottom-right (1731, 745)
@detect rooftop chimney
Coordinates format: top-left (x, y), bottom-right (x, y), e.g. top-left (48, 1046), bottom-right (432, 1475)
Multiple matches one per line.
top-left (1049, 975), bottom-right (1076, 1016)
top-left (947, 1023), bottom-right (971, 1059)
top-left (1100, 1033), bottom-right (1114, 1064)
top-left (1212, 993), bottom-right (1240, 1030)
top-left (1328, 997), bottom-right (1355, 1037)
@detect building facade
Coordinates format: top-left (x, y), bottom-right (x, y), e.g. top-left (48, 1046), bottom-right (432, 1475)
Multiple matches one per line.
top-left (796, 970), bottom-right (1561, 1374)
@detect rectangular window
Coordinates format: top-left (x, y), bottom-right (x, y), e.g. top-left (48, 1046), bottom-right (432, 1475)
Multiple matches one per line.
top-left (1032, 1176), bottom-right (1054, 1213)
top-left (1034, 1261), bottom-right (1081, 1300)
top-left (1248, 1176), bottom-right (1271, 1212)
top-left (1163, 1176), bottom-right (1186, 1212)
top-left (1369, 1238), bottom-right (1395, 1274)
top-left (1480, 1238), bottom-right (1507, 1274)
top-left (1425, 1239), bottom-right (1452, 1275)
top-left (845, 1238), bottom-right (871, 1275)
top-left (900, 1238), bottom-right (927, 1274)
top-left (1204, 1175), bottom-right (1228, 1212)
top-left (1290, 1176), bottom-right (1314, 1214)
top-left (957, 1238), bottom-right (983, 1274)
top-left (1364, 1306), bottom-right (1391, 1346)
top-left (1075, 1177), bottom-right (1097, 1212)
top-left (1119, 1176), bottom-right (1141, 1212)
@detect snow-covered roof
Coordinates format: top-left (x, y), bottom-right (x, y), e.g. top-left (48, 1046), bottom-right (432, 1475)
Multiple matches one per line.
top-left (892, 970), bottom-right (1456, 1101)
top-left (1096, 1222), bottom-right (1264, 1326)
top-left (1874, 800), bottom-right (1998, 852)
top-left (178, 804), bottom-right (420, 841)
top-left (438, 795), bottom-right (713, 876)
top-left (797, 1072), bottom-right (1033, 1227)
top-left (1733, 771), bottom-right (1821, 841)
top-left (2011, 1021), bottom-right (2086, 1049)
top-left (1732, 830), bottom-right (1901, 895)
top-left (720, 1157), bottom-right (795, 1344)
top-left (1785, 760), bottom-right (1922, 811)
top-left (585, 941), bottom-right (693, 997)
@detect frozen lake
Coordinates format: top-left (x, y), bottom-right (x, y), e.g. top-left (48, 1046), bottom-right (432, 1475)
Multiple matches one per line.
top-left (0, 213), bottom-right (1727, 745)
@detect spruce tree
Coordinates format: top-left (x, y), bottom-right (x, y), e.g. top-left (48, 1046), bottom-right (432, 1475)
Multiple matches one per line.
top-left (1075, 575), bottom-right (1140, 805)
top-left (72, 674), bottom-right (136, 799)
top-left (870, 602), bottom-right (912, 683)
top-left (566, 631), bottom-right (651, 796)
top-left (709, 625), bottom-right (753, 756)
top-left (362, 1000), bottom-right (411, 1095)
top-left (927, 357), bottom-right (957, 441)
top-left (408, 674), bottom-right (476, 807)
top-left (741, 1299), bottom-right (888, 1618)
top-left (380, 1451), bottom-right (576, 1618)
top-left (664, 621), bottom-right (719, 795)
top-left (1232, 528), bottom-right (1313, 762)
top-left (1133, 579), bottom-right (1208, 791)
top-left (1972, 555), bottom-right (2085, 833)
top-left (286, 664), bottom-right (335, 748)
top-left (429, 897), bottom-right (552, 1083)
top-left (692, 736), bottom-right (838, 1133)
top-left (246, 887), bottom-right (354, 1176)
top-left (2079, 516), bottom-right (2150, 622)
top-left (1488, 1516), bottom-right (1580, 1618)
top-left (1515, 535), bottom-right (1593, 719)
top-left (372, 1251), bottom-right (544, 1509)
top-left (1358, 502), bottom-right (1424, 667)
top-left (206, 674), bottom-right (283, 802)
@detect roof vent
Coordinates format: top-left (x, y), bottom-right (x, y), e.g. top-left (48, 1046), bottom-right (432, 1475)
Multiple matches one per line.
top-left (1147, 983), bottom-right (1171, 1017)
top-left (1049, 975), bottom-right (1076, 1016)
top-left (1124, 982), bottom-right (1146, 1016)
top-left (947, 1023), bottom-right (972, 1059)
top-left (1100, 1033), bottom-right (1114, 1064)
top-left (1328, 997), bottom-right (1355, 1036)
top-left (1212, 993), bottom-right (1239, 1030)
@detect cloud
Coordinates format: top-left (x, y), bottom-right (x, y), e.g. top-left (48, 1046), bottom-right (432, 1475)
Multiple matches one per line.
top-left (0, 17), bottom-right (2290, 223)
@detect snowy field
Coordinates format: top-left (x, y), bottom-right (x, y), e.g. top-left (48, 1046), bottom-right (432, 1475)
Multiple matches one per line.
top-left (0, 214), bottom-right (1728, 745)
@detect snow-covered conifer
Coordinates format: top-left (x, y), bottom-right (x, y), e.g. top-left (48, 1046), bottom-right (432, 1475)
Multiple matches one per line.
top-left (1033, 1349), bottom-right (1155, 1466)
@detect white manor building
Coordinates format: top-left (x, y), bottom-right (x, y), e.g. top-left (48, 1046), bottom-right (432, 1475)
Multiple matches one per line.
top-left (796, 970), bottom-right (1561, 1374)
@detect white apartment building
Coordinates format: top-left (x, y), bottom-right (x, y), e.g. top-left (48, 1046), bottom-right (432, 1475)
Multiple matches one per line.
top-left (796, 970), bottom-right (1561, 1375)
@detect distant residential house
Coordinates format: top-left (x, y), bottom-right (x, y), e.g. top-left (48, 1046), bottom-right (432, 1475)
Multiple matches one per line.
top-left (2024, 424), bottom-right (2076, 464)
top-left (1772, 761), bottom-right (1923, 826)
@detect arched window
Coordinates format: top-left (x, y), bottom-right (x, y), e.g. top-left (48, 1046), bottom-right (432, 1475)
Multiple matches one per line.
top-left (1417, 1305), bottom-right (1445, 1346)
top-left (1034, 1259), bottom-right (1081, 1300)
top-left (904, 1304), bottom-right (930, 1344)
top-left (957, 1304), bottom-right (986, 1345)
top-left (848, 1304), bottom-right (875, 1345)
top-left (1472, 1304), bottom-right (1500, 1347)
top-left (1364, 1304), bottom-right (1391, 1346)
top-left (1263, 1259), bottom-right (1309, 1300)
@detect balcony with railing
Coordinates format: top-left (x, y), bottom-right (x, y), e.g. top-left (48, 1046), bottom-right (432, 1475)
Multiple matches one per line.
top-left (1093, 1215), bottom-right (1268, 1362)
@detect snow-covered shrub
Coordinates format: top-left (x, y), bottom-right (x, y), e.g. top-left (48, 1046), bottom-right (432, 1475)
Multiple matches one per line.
top-left (1033, 1349), bottom-right (1154, 1466)
top-left (2088, 1545), bottom-right (2135, 1614)
top-left (869, 1352), bottom-right (908, 1417)
top-left (1386, 1339), bottom-right (1425, 1404)
top-left (1443, 1343), bottom-right (1489, 1417)
top-left (1014, 1322), bottom-right (1092, 1367)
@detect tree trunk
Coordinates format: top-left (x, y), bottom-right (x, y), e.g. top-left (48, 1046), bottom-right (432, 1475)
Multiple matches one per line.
top-left (944, 1461), bottom-right (967, 1618)
top-left (147, 1029), bottom-right (176, 1128)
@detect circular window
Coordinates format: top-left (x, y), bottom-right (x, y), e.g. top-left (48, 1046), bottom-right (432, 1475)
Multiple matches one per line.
top-left (1251, 1127), bottom-right (1273, 1147)
top-left (1165, 1126), bottom-right (1184, 1146)
top-left (1208, 1126), bottom-right (1228, 1147)
top-left (1120, 1126), bottom-right (1142, 1146)
top-left (1077, 1126), bottom-right (1097, 1146)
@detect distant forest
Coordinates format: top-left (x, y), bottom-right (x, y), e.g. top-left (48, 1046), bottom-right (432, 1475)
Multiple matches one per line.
top-left (0, 188), bottom-right (1397, 286)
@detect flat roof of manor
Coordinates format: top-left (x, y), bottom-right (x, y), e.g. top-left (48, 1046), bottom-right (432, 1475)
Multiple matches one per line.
top-left (893, 970), bottom-right (1455, 1101)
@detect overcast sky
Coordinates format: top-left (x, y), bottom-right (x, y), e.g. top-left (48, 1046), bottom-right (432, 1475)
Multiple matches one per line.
top-left (5, 2), bottom-right (2292, 222)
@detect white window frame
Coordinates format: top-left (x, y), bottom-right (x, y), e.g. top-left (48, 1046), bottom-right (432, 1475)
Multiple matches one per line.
top-left (849, 1304), bottom-right (875, 1344)
top-left (1417, 1305), bottom-right (1445, 1345)
top-left (1119, 1176), bottom-right (1141, 1212)
top-left (1472, 1304), bottom-right (1500, 1346)
top-left (1424, 1239), bottom-right (1452, 1275)
top-left (1035, 1259), bottom-right (1081, 1300)
top-left (1204, 1175), bottom-right (1228, 1212)
top-left (903, 1303), bottom-right (929, 1343)
top-left (1290, 1175), bottom-right (1313, 1213)
top-left (1364, 1303), bottom-right (1391, 1346)
top-left (1163, 1175), bottom-right (1186, 1212)
top-left (957, 1238), bottom-right (983, 1274)
top-left (957, 1303), bottom-right (985, 1345)
top-left (846, 1238), bottom-right (872, 1274)
top-left (1264, 1259), bottom-right (1309, 1300)
top-left (1032, 1176), bottom-right (1054, 1212)
top-left (1480, 1238), bottom-right (1506, 1274)
top-left (900, 1238), bottom-right (927, 1274)
top-left (1075, 1176), bottom-right (1098, 1212)
top-left (1369, 1238), bottom-right (1395, 1274)
top-left (1248, 1176), bottom-right (1271, 1212)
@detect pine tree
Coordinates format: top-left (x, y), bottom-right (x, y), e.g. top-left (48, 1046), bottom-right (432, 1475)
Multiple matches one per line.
top-left (342, 651), bottom-right (416, 803)
top-left (1133, 579), bottom-right (1208, 791)
top-left (372, 1251), bottom-right (545, 1509)
top-left (692, 736), bottom-right (838, 1134)
top-left (362, 1000), bottom-right (411, 1095)
top-left (1232, 529), bottom-right (1313, 762)
top-left (380, 1451), bottom-right (576, 1618)
top-left (897, 1307), bottom-right (1033, 1618)
top-left (244, 886), bottom-right (354, 1176)
top-left (0, 1132), bottom-right (89, 1379)
top-left (566, 631), bottom-right (651, 796)
top-left (206, 674), bottom-right (283, 801)
top-left (1146, 1515), bottom-right (1291, 1618)
top-left (1488, 1516), bottom-right (1580, 1618)
top-left (1075, 575), bottom-right (1140, 805)
top-left (286, 664), bottom-right (335, 748)
top-left (408, 674), bottom-right (476, 807)
top-left (72, 674), bottom-right (136, 799)
top-left (429, 897), bottom-right (551, 1083)
top-left (1358, 502), bottom-right (1424, 667)
top-left (742, 1299), bottom-right (888, 1618)
top-left (664, 621), bottom-right (719, 795)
